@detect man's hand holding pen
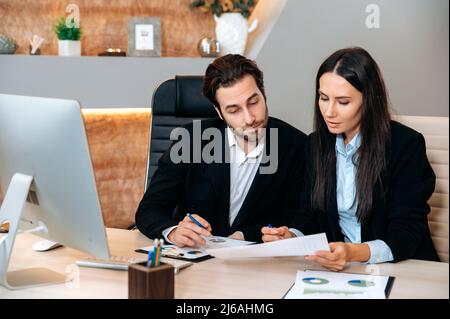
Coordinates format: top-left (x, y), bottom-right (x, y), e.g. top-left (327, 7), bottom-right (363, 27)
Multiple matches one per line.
top-left (167, 213), bottom-right (213, 248)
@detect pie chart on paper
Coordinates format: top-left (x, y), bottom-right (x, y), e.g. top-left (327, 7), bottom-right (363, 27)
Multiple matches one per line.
top-left (302, 277), bottom-right (329, 285)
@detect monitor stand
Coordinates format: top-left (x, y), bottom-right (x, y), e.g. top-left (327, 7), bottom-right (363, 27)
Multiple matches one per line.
top-left (0, 173), bottom-right (65, 290)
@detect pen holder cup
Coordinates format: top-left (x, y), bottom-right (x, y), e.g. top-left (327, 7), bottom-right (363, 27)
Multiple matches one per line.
top-left (128, 262), bottom-right (174, 299)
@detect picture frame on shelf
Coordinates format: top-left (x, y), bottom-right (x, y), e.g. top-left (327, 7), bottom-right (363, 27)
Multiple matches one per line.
top-left (128, 17), bottom-right (161, 57)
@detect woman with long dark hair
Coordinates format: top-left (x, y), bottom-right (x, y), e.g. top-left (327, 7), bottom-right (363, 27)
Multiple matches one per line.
top-left (261, 47), bottom-right (439, 271)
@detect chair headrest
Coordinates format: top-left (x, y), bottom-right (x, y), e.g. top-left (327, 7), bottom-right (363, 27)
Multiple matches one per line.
top-left (151, 75), bottom-right (217, 117)
top-left (175, 75), bottom-right (217, 117)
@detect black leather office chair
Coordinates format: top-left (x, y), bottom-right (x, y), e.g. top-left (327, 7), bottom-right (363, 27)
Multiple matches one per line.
top-left (145, 75), bottom-right (218, 190)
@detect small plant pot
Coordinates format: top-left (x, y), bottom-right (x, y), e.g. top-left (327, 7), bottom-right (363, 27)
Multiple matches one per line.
top-left (58, 40), bottom-right (81, 56)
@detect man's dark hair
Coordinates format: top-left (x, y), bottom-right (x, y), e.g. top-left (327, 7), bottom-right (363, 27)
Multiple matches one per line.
top-left (202, 54), bottom-right (266, 109)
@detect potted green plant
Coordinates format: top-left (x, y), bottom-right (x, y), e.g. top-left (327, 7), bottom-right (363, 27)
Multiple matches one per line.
top-left (190, 0), bottom-right (258, 56)
top-left (54, 17), bottom-right (82, 56)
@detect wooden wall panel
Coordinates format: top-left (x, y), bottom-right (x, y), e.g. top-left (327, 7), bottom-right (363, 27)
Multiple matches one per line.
top-left (0, 0), bottom-right (215, 56)
top-left (82, 109), bottom-right (151, 229)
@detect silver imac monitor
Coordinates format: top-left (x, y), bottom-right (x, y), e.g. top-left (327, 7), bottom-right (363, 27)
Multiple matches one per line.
top-left (0, 93), bottom-right (110, 289)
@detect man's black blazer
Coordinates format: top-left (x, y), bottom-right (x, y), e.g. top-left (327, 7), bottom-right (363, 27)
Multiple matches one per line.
top-left (136, 116), bottom-right (307, 242)
top-left (291, 121), bottom-right (440, 262)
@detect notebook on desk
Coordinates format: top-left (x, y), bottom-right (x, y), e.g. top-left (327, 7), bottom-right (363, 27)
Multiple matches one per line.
top-left (135, 236), bottom-right (254, 262)
top-left (283, 270), bottom-right (395, 299)
top-left (135, 245), bottom-right (213, 262)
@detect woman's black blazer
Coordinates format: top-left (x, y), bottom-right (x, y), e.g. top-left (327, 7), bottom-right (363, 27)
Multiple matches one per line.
top-left (292, 121), bottom-right (440, 262)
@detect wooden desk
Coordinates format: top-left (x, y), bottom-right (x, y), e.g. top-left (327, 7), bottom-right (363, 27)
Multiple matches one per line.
top-left (0, 228), bottom-right (448, 299)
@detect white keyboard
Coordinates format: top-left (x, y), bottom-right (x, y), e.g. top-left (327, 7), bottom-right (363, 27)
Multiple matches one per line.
top-left (76, 255), bottom-right (193, 273)
top-left (76, 255), bottom-right (146, 271)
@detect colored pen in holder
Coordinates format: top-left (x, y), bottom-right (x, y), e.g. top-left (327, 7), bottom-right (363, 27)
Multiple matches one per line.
top-left (128, 238), bottom-right (174, 299)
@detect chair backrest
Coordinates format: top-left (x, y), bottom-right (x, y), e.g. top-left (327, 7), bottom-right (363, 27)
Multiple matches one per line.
top-left (146, 75), bottom-right (218, 190)
top-left (393, 115), bottom-right (449, 262)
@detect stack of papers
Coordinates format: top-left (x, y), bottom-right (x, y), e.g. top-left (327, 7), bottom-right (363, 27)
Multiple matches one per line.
top-left (284, 270), bottom-right (393, 299)
top-left (206, 233), bottom-right (329, 259)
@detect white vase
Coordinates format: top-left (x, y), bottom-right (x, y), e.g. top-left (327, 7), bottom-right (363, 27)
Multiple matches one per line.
top-left (58, 40), bottom-right (81, 56)
top-left (214, 13), bottom-right (258, 56)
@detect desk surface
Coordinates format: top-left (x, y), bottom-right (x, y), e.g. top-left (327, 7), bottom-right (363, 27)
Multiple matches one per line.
top-left (1, 228), bottom-right (448, 299)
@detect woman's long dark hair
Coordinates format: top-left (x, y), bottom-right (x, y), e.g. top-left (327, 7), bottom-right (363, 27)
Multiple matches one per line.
top-left (312, 47), bottom-right (391, 223)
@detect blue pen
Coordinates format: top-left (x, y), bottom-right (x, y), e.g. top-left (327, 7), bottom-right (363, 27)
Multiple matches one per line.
top-left (187, 213), bottom-right (205, 229)
top-left (146, 249), bottom-right (153, 267)
top-left (150, 239), bottom-right (158, 267)
top-left (268, 224), bottom-right (273, 228)
top-left (186, 213), bottom-right (219, 242)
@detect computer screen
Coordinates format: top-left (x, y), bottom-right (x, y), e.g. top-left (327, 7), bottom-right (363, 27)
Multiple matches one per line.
top-left (0, 93), bottom-right (110, 262)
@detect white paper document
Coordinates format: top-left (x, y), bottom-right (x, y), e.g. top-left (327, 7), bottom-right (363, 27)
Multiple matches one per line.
top-left (137, 236), bottom-right (254, 260)
top-left (284, 270), bottom-right (391, 299)
top-left (205, 233), bottom-right (329, 259)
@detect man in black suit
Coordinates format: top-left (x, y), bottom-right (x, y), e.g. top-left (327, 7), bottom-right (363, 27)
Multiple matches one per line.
top-left (135, 54), bottom-right (307, 247)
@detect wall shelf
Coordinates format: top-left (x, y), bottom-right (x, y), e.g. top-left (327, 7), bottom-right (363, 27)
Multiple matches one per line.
top-left (0, 55), bottom-right (213, 109)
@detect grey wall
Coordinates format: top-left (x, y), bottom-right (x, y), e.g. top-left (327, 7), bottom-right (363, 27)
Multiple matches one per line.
top-left (256, 0), bottom-right (449, 133)
top-left (0, 56), bottom-right (213, 108)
